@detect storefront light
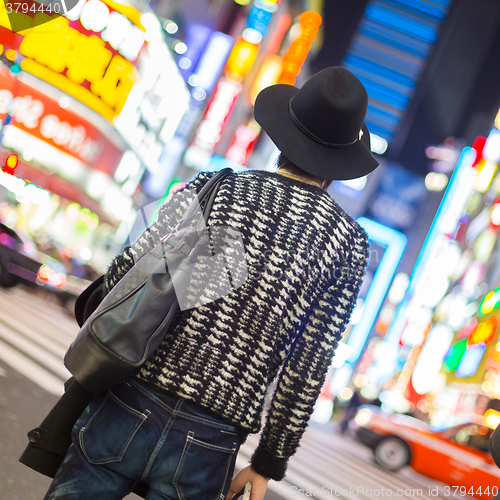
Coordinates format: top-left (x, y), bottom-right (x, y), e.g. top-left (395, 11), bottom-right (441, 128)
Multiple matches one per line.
top-left (400, 304), bottom-right (432, 347)
top-left (242, 28), bottom-right (263, 45)
top-left (225, 39), bottom-right (259, 80)
top-left (80, 0), bottom-right (110, 32)
top-left (473, 228), bottom-right (496, 263)
top-left (474, 160), bottom-right (497, 193)
top-left (491, 202), bottom-right (500, 227)
top-left (338, 387), bottom-right (353, 401)
top-left (460, 260), bottom-right (483, 297)
top-left (446, 293), bottom-right (468, 329)
top-left (481, 381), bottom-right (493, 393)
top-left (194, 32), bottom-right (234, 93)
top-left (387, 273), bottom-right (409, 304)
top-left (331, 342), bottom-right (352, 369)
top-left (58, 96), bottom-right (70, 109)
top-left (414, 272), bottom-right (450, 308)
top-left (188, 74), bottom-right (201, 87)
top-left (370, 133), bottom-right (388, 155)
top-left (483, 128), bottom-right (500, 163)
top-left (478, 286), bottom-right (500, 315)
top-left (443, 339), bottom-right (467, 372)
top-left (192, 88), bottom-right (207, 102)
top-left (483, 409), bottom-right (500, 429)
top-left (179, 57), bottom-right (191, 70)
top-left (455, 343), bottom-right (486, 378)
top-left (163, 21), bottom-right (178, 35)
top-left (250, 54), bottom-right (283, 104)
top-left (142, 12), bottom-right (163, 43)
top-left (174, 42), bottom-right (188, 55)
top-left (80, 247), bottom-right (92, 261)
top-left (425, 172), bottom-right (448, 191)
top-left (412, 324), bottom-right (454, 394)
top-left (467, 315), bottom-right (498, 346)
top-left (114, 150), bottom-right (141, 184)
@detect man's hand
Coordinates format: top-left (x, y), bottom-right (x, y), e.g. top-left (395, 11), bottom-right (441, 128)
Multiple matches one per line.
top-left (226, 465), bottom-right (270, 500)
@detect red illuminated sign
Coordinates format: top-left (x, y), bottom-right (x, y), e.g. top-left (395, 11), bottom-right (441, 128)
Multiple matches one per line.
top-left (0, 68), bottom-right (124, 176)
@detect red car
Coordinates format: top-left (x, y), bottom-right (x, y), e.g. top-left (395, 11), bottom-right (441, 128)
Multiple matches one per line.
top-left (355, 405), bottom-right (500, 499)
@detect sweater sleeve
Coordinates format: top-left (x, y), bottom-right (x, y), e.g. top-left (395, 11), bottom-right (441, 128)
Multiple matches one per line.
top-left (249, 236), bottom-right (369, 481)
top-left (104, 171), bottom-right (216, 294)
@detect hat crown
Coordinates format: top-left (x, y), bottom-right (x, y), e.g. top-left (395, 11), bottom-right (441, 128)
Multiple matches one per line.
top-left (290, 67), bottom-right (368, 145)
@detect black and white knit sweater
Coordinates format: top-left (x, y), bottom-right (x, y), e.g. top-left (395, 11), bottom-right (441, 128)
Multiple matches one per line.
top-left (104, 169), bottom-right (369, 481)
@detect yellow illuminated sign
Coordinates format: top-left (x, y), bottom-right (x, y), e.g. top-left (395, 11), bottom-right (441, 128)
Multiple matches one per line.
top-left (17, 15), bottom-right (138, 121)
top-left (0, 2), bottom-right (142, 121)
top-left (225, 39), bottom-right (259, 82)
top-left (250, 54), bottom-right (282, 104)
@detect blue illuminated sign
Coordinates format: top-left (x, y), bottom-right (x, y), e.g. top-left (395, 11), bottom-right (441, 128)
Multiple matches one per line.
top-left (456, 343), bottom-right (486, 378)
top-left (343, 0), bottom-right (450, 142)
top-left (384, 147), bottom-right (476, 346)
top-left (195, 32), bottom-right (234, 93)
top-left (346, 217), bottom-right (407, 364)
top-left (206, 155), bottom-right (249, 173)
top-left (246, 0), bottom-right (275, 36)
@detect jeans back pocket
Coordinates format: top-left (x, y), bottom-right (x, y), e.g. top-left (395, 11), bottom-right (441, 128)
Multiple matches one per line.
top-left (173, 431), bottom-right (238, 500)
top-left (79, 392), bottom-right (150, 465)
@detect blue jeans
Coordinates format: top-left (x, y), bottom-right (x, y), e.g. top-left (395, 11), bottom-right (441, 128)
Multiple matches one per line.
top-left (44, 377), bottom-right (242, 500)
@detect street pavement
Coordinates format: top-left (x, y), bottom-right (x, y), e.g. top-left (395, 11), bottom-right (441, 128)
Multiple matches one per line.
top-left (0, 286), bottom-right (464, 500)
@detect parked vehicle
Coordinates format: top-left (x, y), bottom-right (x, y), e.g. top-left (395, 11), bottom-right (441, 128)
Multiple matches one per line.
top-left (0, 222), bottom-right (42, 288)
top-left (354, 405), bottom-right (500, 498)
top-left (0, 223), bottom-right (90, 312)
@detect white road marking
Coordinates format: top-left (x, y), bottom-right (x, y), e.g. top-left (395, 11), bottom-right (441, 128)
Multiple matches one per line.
top-left (0, 322), bottom-right (71, 380)
top-left (0, 338), bottom-right (64, 396)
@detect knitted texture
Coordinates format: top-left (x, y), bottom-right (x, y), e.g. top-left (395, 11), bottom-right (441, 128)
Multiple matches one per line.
top-left (103, 169), bottom-right (369, 481)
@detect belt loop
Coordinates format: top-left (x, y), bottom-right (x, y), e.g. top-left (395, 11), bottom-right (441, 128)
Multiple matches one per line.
top-left (174, 397), bottom-right (184, 413)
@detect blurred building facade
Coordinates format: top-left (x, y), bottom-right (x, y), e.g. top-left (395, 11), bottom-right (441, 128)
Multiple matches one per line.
top-left (3, 0), bottom-right (500, 425)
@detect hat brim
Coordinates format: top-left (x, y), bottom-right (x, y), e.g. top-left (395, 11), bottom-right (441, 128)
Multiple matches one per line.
top-left (254, 84), bottom-right (379, 181)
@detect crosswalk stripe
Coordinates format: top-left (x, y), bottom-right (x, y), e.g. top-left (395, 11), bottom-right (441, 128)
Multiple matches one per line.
top-left (0, 338), bottom-right (64, 396)
top-left (302, 427), bottom-right (453, 498)
top-left (0, 322), bottom-right (70, 380)
top-left (0, 288), bottom-right (477, 500)
top-left (0, 287), bottom-right (78, 336)
top-left (0, 297), bottom-right (77, 345)
top-left (292, 437), bottom-right (428, 500)
top-left (0, 309), bottom-right (69, 356)
top-left (300, 431), bottom-right (415, 487)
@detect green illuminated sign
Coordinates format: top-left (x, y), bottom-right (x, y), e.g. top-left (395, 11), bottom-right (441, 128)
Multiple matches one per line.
top-left (443, 339), bottom-right (467, 372)
top-left (478, 286), bottom-right (500, 316)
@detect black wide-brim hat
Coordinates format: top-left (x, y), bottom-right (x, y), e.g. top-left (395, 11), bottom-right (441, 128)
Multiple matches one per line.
top-left (254, 67), bottom-right (379, 181)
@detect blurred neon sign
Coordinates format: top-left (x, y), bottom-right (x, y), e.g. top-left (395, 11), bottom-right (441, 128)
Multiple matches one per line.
top-left (19, 16), bottom-right (138, 121)
top-left (184, 78), bottom-right (242, 169)
top-left (0, 68), bottom-right (124, 174)
top-left (478, 286), bottom-right (500, 316)
top-left (1, 0), bottom-right (145, 121)
top-left (467, 315), bottom-right (498, 346)
top-left (278, 11), bottom-right (322, 85)
top-left (443, 339), bottom-right (467, 372)
top-left (225, 39), bottom-right (259, 81)
top-left (456, 343), bottom-right (486, 378)
top-left (346, 217), bottom-right (407, 364)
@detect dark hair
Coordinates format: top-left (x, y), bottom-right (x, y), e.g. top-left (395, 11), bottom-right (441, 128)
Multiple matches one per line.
top-left (276, 152), bottom-right (300, 171)
top-left (276, 152), bottom-right (333, 190)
